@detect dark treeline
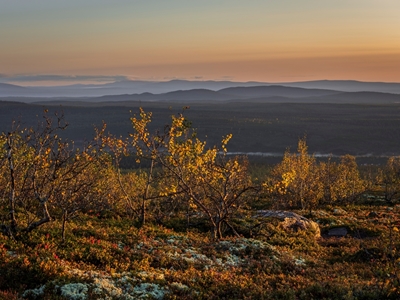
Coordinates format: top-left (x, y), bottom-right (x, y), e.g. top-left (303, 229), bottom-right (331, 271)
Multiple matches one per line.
top-left (1, 100), bottom-right (400, 159)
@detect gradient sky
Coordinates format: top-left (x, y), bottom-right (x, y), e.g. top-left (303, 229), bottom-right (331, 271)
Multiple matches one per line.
top-left (1, 0), bottom-right (400, 85)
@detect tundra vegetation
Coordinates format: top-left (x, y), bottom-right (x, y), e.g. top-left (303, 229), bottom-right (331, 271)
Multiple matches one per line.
top-left (1, 109), bottom-right (400, 299)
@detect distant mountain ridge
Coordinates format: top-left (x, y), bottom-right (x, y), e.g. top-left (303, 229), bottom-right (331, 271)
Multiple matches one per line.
top-left (218, 85), bottom-right (340, 98)
top-left (10, 86), bottom-right (398, 106)
top-left (0, 82), bottom-right (27, 91)
top-left (1, 79), bottom-right (400, 98)
top-left (278, 80), bottom-right (400, 94)
top-left (0, 80), bottom-right (268, 98)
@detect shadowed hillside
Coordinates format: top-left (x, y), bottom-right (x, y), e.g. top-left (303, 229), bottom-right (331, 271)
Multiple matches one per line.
top-left (1, 99), bottom-right (400, 163)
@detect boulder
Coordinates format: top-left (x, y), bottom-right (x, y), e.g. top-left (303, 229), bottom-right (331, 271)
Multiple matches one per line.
top-left (328, 227), bottom-right (348, 237)
top-left (332, 208), bottom-right (347, 216)
top-left (367, 211), bottom-right (379, 218)
top-left (254, 210), bottom-right (321, 238)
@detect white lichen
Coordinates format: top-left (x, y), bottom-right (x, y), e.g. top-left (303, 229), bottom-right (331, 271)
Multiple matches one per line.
top-left (60, 283), bottom-right (89, 300)
top-left (294, 257), bottom-right (306, 266)
top-left (92, 277), bottom-right (124, 298)
top-left (22, 284), bottom-right (46, 299)
top-left (133, 283), bottom-right (166, 300)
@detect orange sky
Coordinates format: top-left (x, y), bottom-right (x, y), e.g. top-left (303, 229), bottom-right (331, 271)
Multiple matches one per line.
top-left (1, 1), bottom-right (400, 85)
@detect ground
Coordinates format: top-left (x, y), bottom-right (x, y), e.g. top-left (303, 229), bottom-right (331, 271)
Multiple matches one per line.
top-left (1, 203), bottom-right (400, 299)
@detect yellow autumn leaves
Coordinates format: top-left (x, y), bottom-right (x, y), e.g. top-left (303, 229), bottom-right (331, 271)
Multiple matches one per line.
top-left (266, 138), bottom-right (366, 212)
top-left (106, 108), bottom-right (252, 239)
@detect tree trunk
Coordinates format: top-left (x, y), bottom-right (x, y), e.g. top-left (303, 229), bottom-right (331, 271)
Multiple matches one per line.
top-left (7, 135), bottom-right (17, 234)
top-left (217, 221), bottom-right (223, 240)
top-left (141, 159), bottom-right (154, 227)
top-left (26, 199), bottom-right (51, 232)
top-left (186, 204), bottom-right (190, 230)
top-left (225, 220), bottom-right (240, 238)
top-left (140, 199), bottom-right (146, 227)
top-left (62, 210), bottom-right (67, 242)
top-left (212, 226), bottom-right (218, 240)
top-left (212, 216), bottom-right (224, 240)
top-left (211, 218), bottom-right (219, 240)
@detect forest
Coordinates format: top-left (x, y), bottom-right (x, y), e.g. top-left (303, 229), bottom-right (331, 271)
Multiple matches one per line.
top-left (1, 108), bottom-right (400, 299)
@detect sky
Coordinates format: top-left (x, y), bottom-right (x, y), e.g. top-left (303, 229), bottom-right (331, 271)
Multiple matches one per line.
top-left (1, 0), bottom-right (400, 85)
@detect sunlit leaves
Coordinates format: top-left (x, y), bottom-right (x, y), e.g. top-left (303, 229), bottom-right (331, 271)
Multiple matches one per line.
top-left (267, 138), bottom-right (322, 211)
top-left (320, 155), bottom-right (366, 204)
top-left (267, 139), bottom-right (366, 211)
top-left (377, 156), bottom-right (400, 202)
top-left (106, 108), bottom-right (253, 238)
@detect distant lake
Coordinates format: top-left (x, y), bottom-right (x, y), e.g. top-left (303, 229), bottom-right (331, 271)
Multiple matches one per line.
top-left (225, 152), bottom-right (391, 166)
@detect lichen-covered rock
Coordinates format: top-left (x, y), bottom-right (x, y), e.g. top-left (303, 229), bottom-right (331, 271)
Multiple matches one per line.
top-left (254, 210), bottom-right (321, 238)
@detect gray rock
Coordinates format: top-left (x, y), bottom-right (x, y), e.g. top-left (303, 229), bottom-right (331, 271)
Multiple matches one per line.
top-left (333, 208), bottom-right (347, 215)
top-left (328, 227), bottom-right (348, 237)
top-left (255, 210), bottom-right (321, 238)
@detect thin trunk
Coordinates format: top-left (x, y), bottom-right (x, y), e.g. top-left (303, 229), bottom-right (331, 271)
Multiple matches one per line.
top-left (212, 216), bottom-right (224, 240)
top-left (27, 165), bottom-right (53, 233)
top-left (210, 218), bottom-right (219, 240)
top-left (217, 221), bottom-right (223, 240)
top-left (117, 170), bottom-right (139, 219)
top-left (26, 200), bottom-right (51, 232)
top-left (62, 210), bottom-right (67, 242)
top-left (385, 183), bottom-right (389, 202)
top-left (142, 159), bottom-right (154, 227)
top-left (186, 203), bottom-right (190, 229)
top-left (212, 226), bottom-right (218, 240)
top-left (140, 196), bottom-right (146, 227)
top-left (7, 135), bottom-right (17, 234)
top-left (300, 180), bottom-right (305, 210)
top-left (225, 220), bottom-right (240, 238)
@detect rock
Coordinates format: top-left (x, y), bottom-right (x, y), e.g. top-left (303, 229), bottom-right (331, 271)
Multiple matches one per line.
top-left (367, 211), bottom-right (379, 218)
top-left (328, 227), bottom-right (348, 237)
top-left (333, 208), bottom-right (347, 216)
top-left (255, 210), bottom-right (321, 238)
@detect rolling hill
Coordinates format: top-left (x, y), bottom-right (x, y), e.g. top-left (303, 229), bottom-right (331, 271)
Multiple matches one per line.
top-left (2, 79), bottom-right (400, 98)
